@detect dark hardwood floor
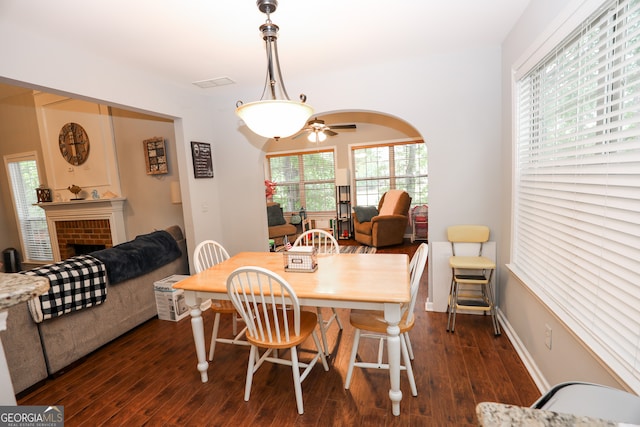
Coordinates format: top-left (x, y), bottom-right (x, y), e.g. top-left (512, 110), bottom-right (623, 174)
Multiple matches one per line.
top-left (17, 239), bottom-right (541, 426)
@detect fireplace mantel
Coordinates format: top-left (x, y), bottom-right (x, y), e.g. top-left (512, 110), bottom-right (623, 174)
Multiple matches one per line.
top-left (37, 197), bottom-right (126, 212)
top-left (37, 198), bottom-right (127, 261)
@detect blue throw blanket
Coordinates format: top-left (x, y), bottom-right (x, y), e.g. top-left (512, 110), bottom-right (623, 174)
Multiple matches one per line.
top-left (91, 230), bottom-right (182, 285)
top-left (23, 254), bottom-right (108, 322)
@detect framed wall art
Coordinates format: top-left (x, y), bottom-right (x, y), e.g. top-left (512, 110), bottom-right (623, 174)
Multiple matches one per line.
top-left (191, 141), bottom-right (214, 178)
top-left (143, 137), bottom-right (168, 175)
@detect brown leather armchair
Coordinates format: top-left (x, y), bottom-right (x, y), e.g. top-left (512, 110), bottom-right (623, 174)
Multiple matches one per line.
top-left (353, 190), bottom-right (412, 247)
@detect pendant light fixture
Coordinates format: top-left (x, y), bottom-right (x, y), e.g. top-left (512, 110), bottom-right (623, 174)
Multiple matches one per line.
top-left (236, 0), bottom-right (313, 140)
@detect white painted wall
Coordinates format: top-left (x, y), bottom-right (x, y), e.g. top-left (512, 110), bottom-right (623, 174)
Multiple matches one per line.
top-left (209, 48), bottom-right (504, 276)
top-left (0, 8), bottom-right (504, 269)
top-left (110, 108), bottom-right (185, 237)
top-left (500, 0), bottom-right (627, 392)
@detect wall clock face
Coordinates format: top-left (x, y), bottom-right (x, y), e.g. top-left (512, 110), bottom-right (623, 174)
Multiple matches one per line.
top-left (58, 122), bottom-right (90, 166)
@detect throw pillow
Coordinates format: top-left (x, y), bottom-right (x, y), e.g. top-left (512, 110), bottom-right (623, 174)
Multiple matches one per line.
top-left (267, 204), bottom-right (286, 226)
top-left (353, 205), bottom-right (379, 223)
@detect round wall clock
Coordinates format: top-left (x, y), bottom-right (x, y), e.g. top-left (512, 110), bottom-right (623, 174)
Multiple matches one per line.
top-left (58, 122), bottom-right (90, 166)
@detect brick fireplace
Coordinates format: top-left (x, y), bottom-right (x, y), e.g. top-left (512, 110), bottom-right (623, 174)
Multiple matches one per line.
top-left (37, 198), bottom-right (127, 262)
top-left (55, 219), bottom-right (113, 260)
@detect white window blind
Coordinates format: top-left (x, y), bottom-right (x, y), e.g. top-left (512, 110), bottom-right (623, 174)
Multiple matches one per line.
top-left (514, 0), bottom-right (640, 391)
top-left (5, 153), bottom-right (53, 262)
top-left (267, 149), bottom-right (336, 212)
top-left (352, 141), bottom-right (428, 206)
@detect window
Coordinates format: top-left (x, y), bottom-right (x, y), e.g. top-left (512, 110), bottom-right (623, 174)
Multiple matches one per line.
top-left (4, 152), bottom-right (53, 262)
top-left (267, 149), bottom-right (336, 212)
top-left (352, 141), bottom-right (428, 206)
top-left (513, 0), bottom-right (640, 391)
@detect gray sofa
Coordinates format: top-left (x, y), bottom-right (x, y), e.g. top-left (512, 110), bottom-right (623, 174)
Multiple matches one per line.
top-left (0, 225), bottom-right (189, 394)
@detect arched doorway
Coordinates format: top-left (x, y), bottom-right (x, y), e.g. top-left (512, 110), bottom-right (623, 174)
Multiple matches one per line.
top-left (262, 109), bottom-right (428, 244)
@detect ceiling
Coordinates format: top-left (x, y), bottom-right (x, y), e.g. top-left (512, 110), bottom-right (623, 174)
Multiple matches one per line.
top-left (2, 0), bottom-right (531, 94)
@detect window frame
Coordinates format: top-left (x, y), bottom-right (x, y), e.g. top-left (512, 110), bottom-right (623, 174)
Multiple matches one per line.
top-left (3, 151), bottom-right (53, 263)
top-left (511, 0), bottom-right (640, 392)
top-left (350, 140), bottom-right (428, 207)
top-left (265, 147), bottom-right (337, 214)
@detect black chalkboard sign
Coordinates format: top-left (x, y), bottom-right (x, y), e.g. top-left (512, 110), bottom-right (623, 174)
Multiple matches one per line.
top-left (190, 141), bottom-right (213, 178)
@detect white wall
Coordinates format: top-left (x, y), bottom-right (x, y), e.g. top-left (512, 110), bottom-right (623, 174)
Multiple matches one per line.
top-left (500, 0), bottom-right (627, 392)
top-left (110, 108), bottom-right (185, 237)
top-left (208, 48), bottom-right (504, 266)
top-left (0, 11), bottom-right (502, 277)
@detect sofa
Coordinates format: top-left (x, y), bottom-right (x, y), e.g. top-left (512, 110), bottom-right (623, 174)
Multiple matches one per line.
top-left (353, 190), bottom-right (412, 247)
top-left (0, 225), bottom-right (189, 394)
top-left (267, 202), bottom-right (298, 246)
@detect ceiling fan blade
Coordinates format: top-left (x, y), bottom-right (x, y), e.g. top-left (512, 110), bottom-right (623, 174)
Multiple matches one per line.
top-left (329, 124), bottom-right (357, 130)
top-left (324, 129), bottom-right (338, 136)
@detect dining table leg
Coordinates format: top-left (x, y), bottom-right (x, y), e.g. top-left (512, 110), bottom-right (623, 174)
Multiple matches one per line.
top-left (185, 292), bottom-right (209, 383)
top-left (384, 302), bottom-right (403, 416)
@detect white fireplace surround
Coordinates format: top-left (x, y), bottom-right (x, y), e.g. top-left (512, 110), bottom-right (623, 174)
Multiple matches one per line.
top-left (38, 198), bottom-right (127, 262)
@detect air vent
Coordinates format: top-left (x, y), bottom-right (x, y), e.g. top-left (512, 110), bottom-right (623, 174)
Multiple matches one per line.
top-left (192, 77), bottom-right (235, 88)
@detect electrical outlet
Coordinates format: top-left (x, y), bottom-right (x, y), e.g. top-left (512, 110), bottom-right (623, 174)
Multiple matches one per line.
top-left (545, 324), bottom-right (552, 350)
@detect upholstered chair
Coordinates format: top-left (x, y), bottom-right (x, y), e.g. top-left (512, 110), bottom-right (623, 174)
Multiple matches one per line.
top-left (353, 190), bottom-right (411, 247)
top-left (266, 202), bottom-right (297, 246)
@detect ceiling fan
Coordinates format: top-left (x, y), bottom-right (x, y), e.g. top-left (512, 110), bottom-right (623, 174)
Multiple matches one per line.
top-left (292, 118), bottom-right (356, 141)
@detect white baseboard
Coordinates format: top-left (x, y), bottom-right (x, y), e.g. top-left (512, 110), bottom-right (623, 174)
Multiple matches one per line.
top-left (496, 308), bottom-right (548, 394)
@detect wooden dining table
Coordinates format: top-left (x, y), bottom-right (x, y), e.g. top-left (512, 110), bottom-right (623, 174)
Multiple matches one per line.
top-left (173, 251), bottom-right (411, 416)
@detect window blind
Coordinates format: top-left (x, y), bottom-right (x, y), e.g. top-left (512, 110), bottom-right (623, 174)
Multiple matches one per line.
top-left (6, 156), bottom-right (53, 262)
top-left (267, 149), bottom-right (336, 212)
top-left (514, 0), bottom-right (640, 391)
top-left (352, 141), bottom-right (428, 206)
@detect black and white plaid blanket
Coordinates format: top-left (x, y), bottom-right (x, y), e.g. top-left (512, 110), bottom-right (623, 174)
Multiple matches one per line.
top-left (22, 254), bottom-right (108, 323)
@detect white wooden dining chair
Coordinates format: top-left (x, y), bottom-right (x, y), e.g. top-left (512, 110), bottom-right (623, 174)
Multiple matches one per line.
top-left (292, 229), bottom-right (343, 355)
top-left (192, 240), bottom-right (248, 361)
top-left (344, 242), bottom-right (428, 396)
top-left (226, 266), bottom-right (329, 415)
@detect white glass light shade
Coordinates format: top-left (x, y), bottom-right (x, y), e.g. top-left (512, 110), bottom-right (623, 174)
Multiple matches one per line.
top-left (308, 131), bottom-right (327, 143)
top-left (236, 100), bottom-right (313, 139)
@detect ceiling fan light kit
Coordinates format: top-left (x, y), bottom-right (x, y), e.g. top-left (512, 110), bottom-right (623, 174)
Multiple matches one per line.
top-left (236, 0), bottom-right (313, 140)
top-left (293, 117), bottom-right (357, 141)
top-left (308, 130), bottom-right (327, 143)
